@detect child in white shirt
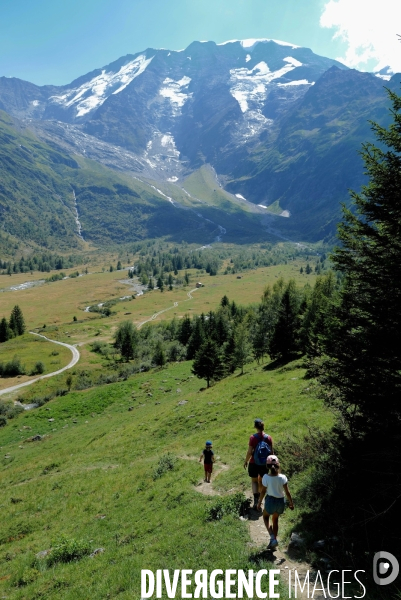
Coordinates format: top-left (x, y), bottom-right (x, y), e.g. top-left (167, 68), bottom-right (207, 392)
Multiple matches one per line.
top-left (257, 454), bottom-right (294, 549)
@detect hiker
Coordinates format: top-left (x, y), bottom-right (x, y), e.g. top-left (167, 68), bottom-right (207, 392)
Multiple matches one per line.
top-left (243, 418), bottom-right (273, 509)
top-left (199, 440), bottom-right (215, 483)
top-left (257, 455), bottom-right (294, 549)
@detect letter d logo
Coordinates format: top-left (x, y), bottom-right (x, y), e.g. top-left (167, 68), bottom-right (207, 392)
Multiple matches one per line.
top-left (373, 552), bottom-right (399, 586)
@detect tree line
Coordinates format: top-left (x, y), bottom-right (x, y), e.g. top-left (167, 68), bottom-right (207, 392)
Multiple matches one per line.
top-left (110, 272), bottom-right (338, 387)
top-left (130, 242), bottom-right (327, 283)
top-left (0, 252), bottom-right (80, 276)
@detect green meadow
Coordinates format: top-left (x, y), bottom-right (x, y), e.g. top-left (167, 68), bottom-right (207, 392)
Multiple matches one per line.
top-left (0, 334), bottom-right (72, 392)
top-left (0, 259), bottom-right (316, 333)
top-left (0, 356), bottom-right (332, 599)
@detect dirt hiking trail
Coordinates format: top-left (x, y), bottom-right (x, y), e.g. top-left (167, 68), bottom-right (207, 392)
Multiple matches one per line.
top-left (190, 458), bottom-right (326, 600)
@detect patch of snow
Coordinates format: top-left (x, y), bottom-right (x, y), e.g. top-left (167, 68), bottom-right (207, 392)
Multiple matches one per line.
top-left (218, 38), bottom-right (300, 50)
top-left (146, 140), bottom-right (153, 151)
top-left (258, 204), bottom-right (268, 208)
top-left (278, 79), bottom-right (313, 87)
top-left (236, 193), bottom-right (246, 200)
top-left (375, 74), bottom-right (392, 81)
top-left (31, 100), bottom-right (40, 106)
top-left (167, 176), bottom-right (179, 182)
top-left (230, 60), bottom-right (296, 113)
top-left (49, 54), bottom-right (153, 118)
top-left (161, 134), bottom-right (173, 147)
top-left (187, 56), bottom-right (192, 60)
top-left (245, 54), bottom-right (251, 63)
top-left (284, 56), bottom-right (303, 67)
top-left (150, 184), bottom-right (175, 205)
top-left (280, 210), bottom-right (290, 218)
top-left (159, 76), bottom-right (192, 116)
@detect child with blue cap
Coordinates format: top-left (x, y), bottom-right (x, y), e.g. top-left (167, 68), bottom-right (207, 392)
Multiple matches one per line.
top-left (199, 440), bottom-right (215, 483)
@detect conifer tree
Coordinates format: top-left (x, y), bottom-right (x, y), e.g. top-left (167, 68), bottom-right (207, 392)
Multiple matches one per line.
top-left (320, 88), bottom-right (401, 433)
top-left (0, 317), bottom-right (11, 343)
top-left (269, 280), bottom-right (300, 360)
top-left (157, 276), bottom-right (164, 292)
top-left (178, 315), bottom-right (192, 346)
top-left (9, 305), bottom-right (25, 336)
top-left (192, 338), bottom-right (223, 387)
top-left (186, 316), bottom-right (205, 359)
top-left (114, 321), bottom-right (138, 361)
top-left (233, 320), bottom-right (253, 374)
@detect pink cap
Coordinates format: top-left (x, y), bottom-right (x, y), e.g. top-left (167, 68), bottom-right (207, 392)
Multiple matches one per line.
top-left (266, 454), bottom-right (279, 466)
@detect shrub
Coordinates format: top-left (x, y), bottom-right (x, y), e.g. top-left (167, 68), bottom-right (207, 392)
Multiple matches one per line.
top-left (47, 535), bottom-right (92, 565)
top-left (30, 361), bottom-right (45, 376)
top-left (55, 388), bottom-right (68, 397)
top-left (152, 453), bottom-right (177, 480)
top-left (96, 373), bottom-right (118, 385)
top-left (6, 405), bottom-right (24, 419)
top-left (205, 493), bottom-right (250, 521)
top-left (91, 341), bottom-right (109, 355)
top-left (0, 400), bottom-right (9, 415)
top-left (1, 356), bottom-right (25, 377)
top-left (167, 341), bottom-right (186, 362)
top-left (74, 371), bottom-right (93, 390)
top-left (30, 393), bottom-right (55, 407)
top-left (0, 415), bottom-right (7, 427)
top-left (15, 567), bottom-right (41, 587)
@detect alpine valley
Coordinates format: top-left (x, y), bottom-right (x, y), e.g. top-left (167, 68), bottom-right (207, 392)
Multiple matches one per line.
top-left (1, 38), bottom-right (400, 249)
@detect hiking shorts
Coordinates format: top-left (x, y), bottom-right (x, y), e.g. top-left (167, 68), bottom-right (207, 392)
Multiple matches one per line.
top-left (204, 463), bottom-right (213, 473)
top-left (264, 495), bottom-right (285, 515)
top-left (248, 462), bottom-right (267, 478)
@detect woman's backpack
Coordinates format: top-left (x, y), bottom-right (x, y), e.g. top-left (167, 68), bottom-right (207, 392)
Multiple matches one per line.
top-left (253, 433), bottom-right (272, 466)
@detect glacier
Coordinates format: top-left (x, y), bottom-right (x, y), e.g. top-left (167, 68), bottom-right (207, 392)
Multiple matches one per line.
top-left (49, 54), bottom-right (153, 118)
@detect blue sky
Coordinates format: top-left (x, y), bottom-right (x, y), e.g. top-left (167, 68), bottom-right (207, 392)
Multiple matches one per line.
top-left (0, 0), bottom-right (400, 85)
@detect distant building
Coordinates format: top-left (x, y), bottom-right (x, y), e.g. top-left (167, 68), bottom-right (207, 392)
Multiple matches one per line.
top-left (196, 282), bottom-right (204, 288)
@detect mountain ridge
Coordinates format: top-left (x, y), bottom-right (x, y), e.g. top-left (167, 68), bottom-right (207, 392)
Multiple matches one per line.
top-left (1, 39), bottom-right (400, 244)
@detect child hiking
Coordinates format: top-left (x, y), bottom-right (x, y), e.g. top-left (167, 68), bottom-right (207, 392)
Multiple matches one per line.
top-left (199, 440), bottom-right (215, 483)
top-left (257, 455), bottom-right (294, 549)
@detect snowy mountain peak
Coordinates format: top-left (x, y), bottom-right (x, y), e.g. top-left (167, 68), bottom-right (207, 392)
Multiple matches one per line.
top-left (218, 38), bottom-right (300, 51)
top-left (49, 54), bottom-right (154, 118)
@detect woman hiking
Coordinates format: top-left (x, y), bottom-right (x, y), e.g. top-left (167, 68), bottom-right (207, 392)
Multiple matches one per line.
top-left (243, 418), bottom-right (273, 510)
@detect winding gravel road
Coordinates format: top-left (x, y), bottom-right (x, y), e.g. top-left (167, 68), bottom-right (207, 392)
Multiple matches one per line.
top-left (0, 332), bottom-right (80, 397)
top-left (1, 287), bottom-right (199, 396)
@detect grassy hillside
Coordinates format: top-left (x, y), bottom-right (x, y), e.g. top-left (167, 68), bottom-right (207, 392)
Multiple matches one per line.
top-left (0, 111), bottom-right (82, 252)
top-left (0, 111), bottom-right (232, 251)
top-left (0, 356), bottom-right (332, 599)
top-left (0, 110), bottom-right (287, 255)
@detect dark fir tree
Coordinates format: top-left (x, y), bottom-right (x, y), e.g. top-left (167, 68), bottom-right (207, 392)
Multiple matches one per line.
top-left (186, 316), bottom-right (205, 359)
top-left (300, 273), bottom-right (336, 357)
top-left (9, 305), bottom-right (25, 337)
top-left (319, 88), bottom-right (401, 434)
top-left (114, 321), bottom-right (138, 361)
top-left (157, 276), bottom-right (164, 292)
top-left (269, 280), bottom-right (300, 360)
top-left (178, 315), bottom-right (192, 346)
top-left (192, 338), bottom-right (223, 388)
top-left (0, 317), bottom-right (11, 343)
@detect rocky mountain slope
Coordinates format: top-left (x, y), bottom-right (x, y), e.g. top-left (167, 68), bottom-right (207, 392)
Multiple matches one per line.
top-left (1, 39), bottom-right (400, 243)
top-left (0, 110), bottom-right (272, 251)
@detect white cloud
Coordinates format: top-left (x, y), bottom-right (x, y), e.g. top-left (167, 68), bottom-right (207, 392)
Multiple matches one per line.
top-left (320, 0), bottom-right (401, 73)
